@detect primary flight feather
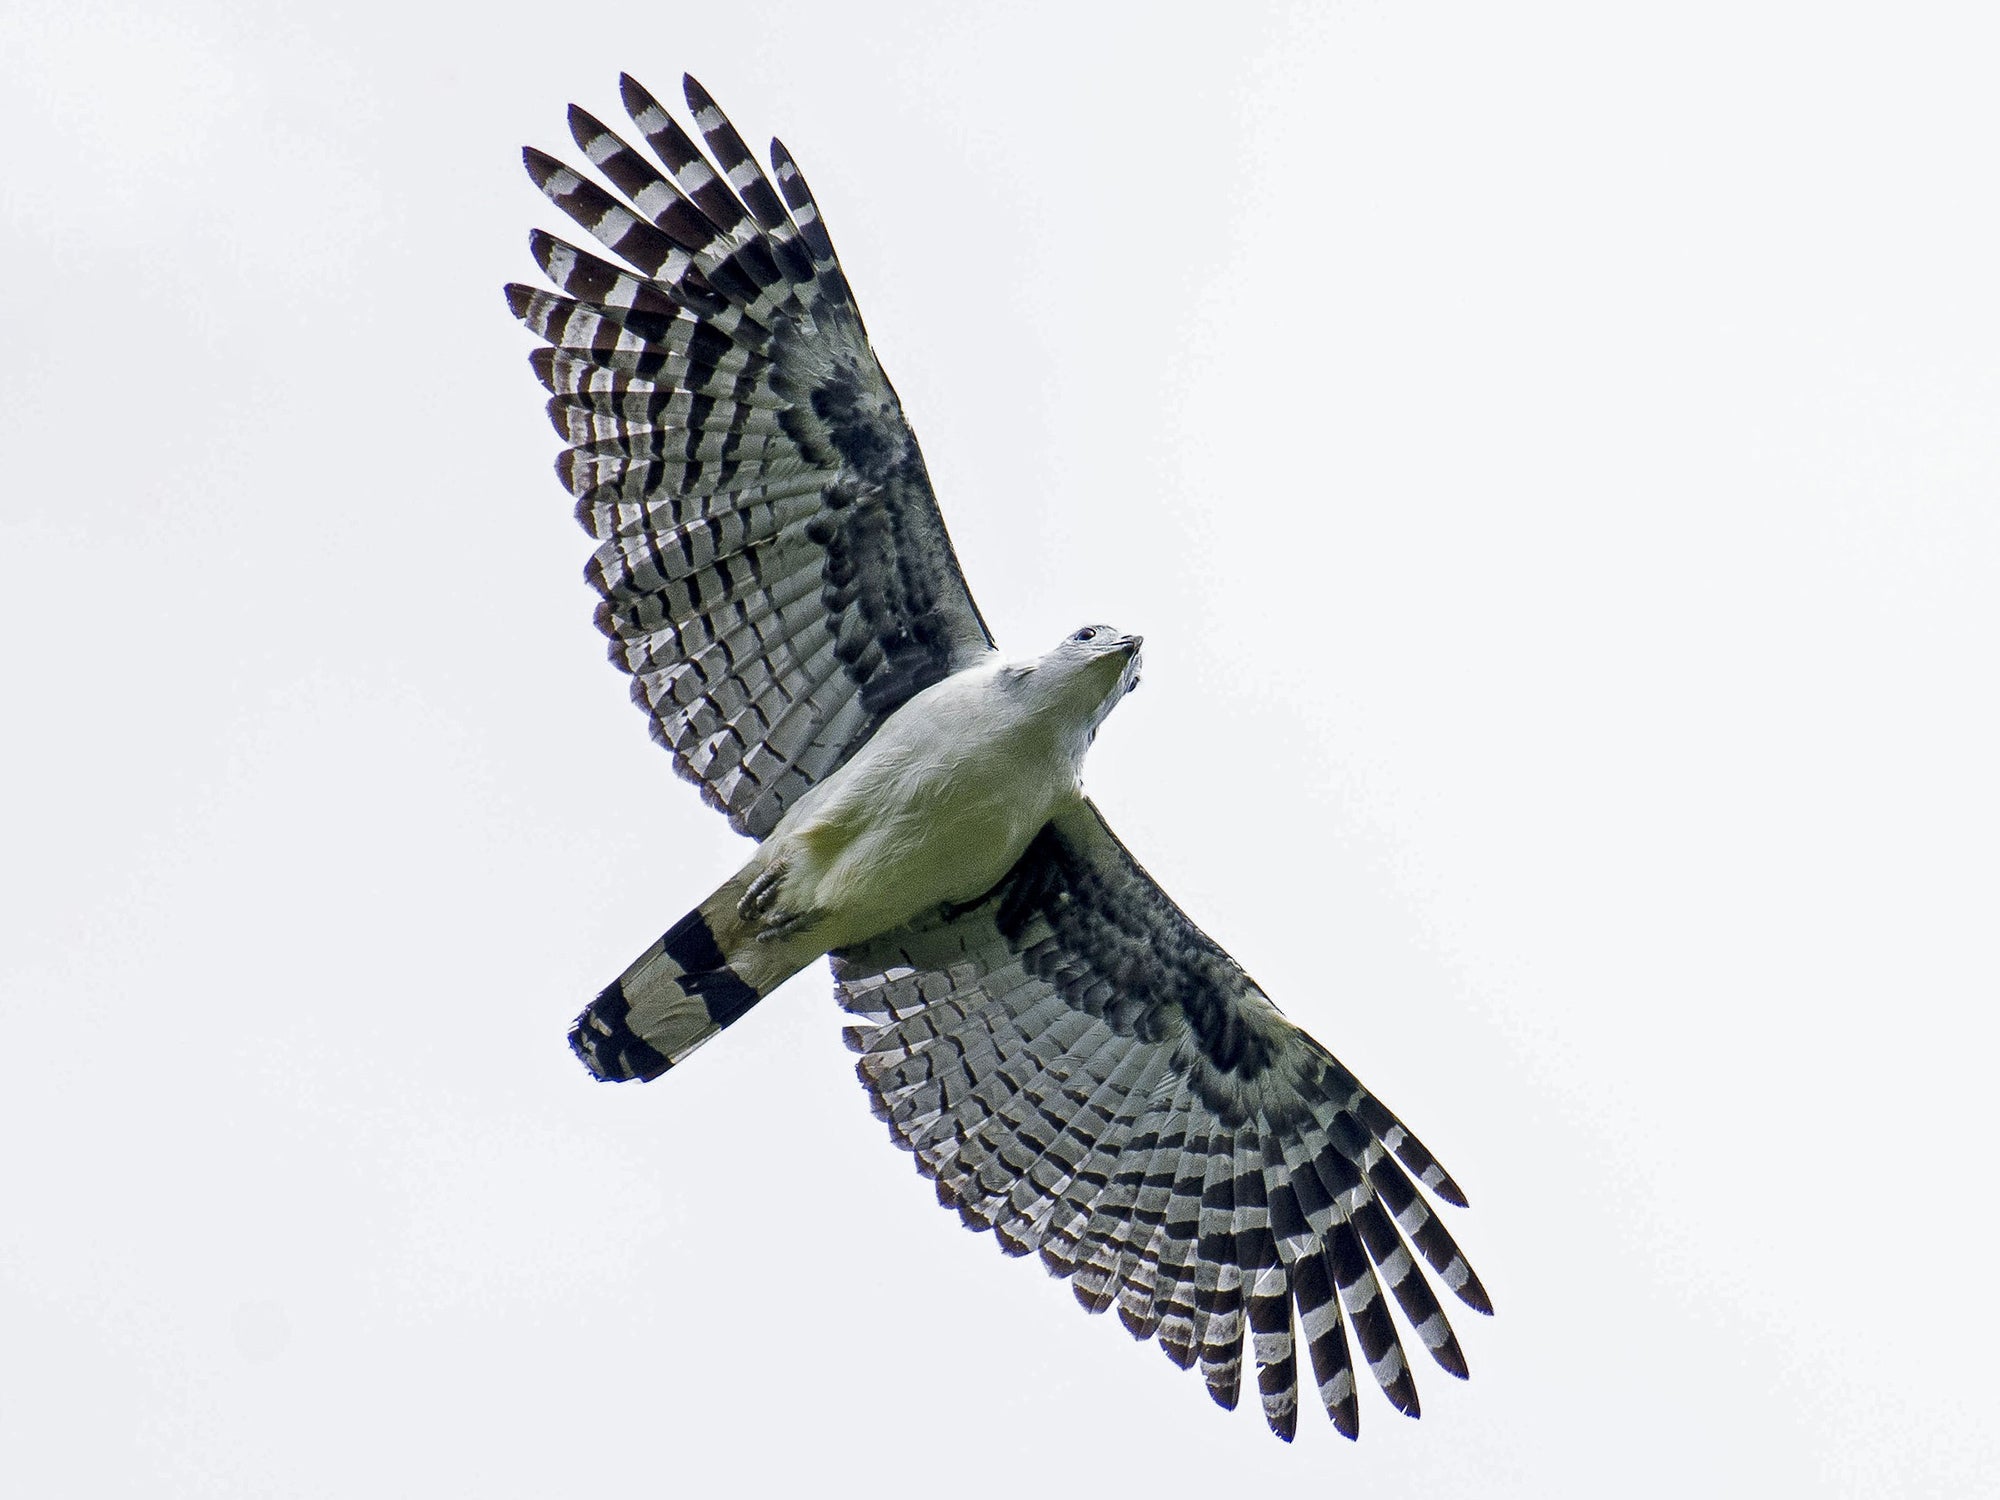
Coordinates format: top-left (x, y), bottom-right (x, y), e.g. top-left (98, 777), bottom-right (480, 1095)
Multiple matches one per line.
top-left (507, 73), bottom-right (1490, 1442)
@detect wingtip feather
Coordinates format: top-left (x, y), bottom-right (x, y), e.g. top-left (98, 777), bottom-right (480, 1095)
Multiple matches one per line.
top-left (1458, 1270), bottom-right (1495, 1317)
top-left (522, 144), bottom-right (562, 186)
top-left (566, 102), bottom-right (606, 156)
top-left (1431, 1175), bottom-right (1470, 1209)
top-left (1434, 1339), bottom-right (1471, 1380)
top-left (1384, 1368), bottom-right (1422, 1419)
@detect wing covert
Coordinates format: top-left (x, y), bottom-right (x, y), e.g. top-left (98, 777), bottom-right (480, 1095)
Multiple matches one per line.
top-left (833, 800), bottom-right (1490, 1441)
top-left (508, 75), bottom-right (996, 839)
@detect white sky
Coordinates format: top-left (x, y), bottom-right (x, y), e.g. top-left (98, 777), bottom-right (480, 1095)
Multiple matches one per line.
top-left (3, 2), bottom-right (1996, 1494)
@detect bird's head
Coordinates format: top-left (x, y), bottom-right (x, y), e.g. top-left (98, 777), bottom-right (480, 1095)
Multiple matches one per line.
top-left (1006, 624), bottom-right (1143, 740)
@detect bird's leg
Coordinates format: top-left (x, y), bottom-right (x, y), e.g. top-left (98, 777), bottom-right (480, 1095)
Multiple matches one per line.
top-left (738, 859), bottom-right (788, 922)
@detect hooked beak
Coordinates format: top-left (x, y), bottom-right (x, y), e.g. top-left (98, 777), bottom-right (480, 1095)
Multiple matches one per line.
top-left (1116, 634), bottom-right (1143, 692)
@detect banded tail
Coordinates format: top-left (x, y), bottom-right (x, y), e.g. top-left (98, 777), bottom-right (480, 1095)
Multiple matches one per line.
top-left (569, 869), bottom-right (819, 1081)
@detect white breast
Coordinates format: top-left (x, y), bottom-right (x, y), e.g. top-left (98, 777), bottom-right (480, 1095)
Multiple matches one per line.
top-left (765, 659), bottom-right (1083, 949)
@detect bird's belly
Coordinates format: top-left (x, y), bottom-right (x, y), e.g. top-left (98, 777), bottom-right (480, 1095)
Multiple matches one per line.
top-left (777, 715), bottom-right (1066, 948)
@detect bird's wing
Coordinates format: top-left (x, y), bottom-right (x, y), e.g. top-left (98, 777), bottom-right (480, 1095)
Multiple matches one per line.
top-left (507, 76), bottom-right (997, 839)
top-left (833, 799), bottom-right (1490, 1442)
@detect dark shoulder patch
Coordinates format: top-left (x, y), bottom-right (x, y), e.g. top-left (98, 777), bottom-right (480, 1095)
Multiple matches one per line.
top-left (977, 818), bottom-right (1280, 1119)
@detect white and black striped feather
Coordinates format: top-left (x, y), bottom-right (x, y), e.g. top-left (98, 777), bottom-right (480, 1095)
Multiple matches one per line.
top-left (836, 800), bottom-right (1491, 1441)
top-left (509, 76), bottom-right (995, 839)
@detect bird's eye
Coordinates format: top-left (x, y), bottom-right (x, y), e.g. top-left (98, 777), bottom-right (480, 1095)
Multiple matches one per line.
top-left (1073, 627), bottom-right (1096, 642)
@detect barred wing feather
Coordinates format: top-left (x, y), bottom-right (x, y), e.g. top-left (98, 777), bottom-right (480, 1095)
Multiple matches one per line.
top-left (835, 800), bottom-right (1492, 1441)
top-left (507, 75), bottom-right (995, 839)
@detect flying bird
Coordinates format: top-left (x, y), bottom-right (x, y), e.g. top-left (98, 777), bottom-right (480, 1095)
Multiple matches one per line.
top-left (507, 73), bottom-right (1490, 1442)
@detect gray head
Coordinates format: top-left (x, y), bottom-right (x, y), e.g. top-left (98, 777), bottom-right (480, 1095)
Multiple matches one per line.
top-left (1005, 623), bottom-right (1143, 739)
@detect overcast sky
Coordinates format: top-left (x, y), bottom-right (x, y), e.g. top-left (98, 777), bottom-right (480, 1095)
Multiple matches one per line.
top-left (3, 2), bottom-right (1997, 1495)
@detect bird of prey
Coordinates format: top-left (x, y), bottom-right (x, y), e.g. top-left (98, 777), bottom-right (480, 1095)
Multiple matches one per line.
top-left (506, 73), bottom-right (1490, 1442)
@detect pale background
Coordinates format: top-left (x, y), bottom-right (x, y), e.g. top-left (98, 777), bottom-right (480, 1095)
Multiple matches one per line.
top-left (3, 2), bottom-right (1995, 1495)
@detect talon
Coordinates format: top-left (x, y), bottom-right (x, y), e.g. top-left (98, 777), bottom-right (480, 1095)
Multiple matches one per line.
top-left (757, 907), bottom-right (822, 943)
top-left (738, 860), bottom-right (787, 921)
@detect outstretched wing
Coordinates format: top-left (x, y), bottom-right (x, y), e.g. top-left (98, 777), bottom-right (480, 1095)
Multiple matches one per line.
top-left (507, 75), bottom-right (996, 839)
top-left (834, 800), bottom-right (1491, 1442)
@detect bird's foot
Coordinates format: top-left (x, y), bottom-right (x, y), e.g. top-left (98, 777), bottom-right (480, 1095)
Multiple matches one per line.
top-left (738, 860), bottom-right (788, 921)
top-left (756, 906), bottom-right (824, 943)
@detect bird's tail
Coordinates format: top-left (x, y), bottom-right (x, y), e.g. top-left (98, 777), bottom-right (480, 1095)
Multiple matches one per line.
top-left (569, 868), bottom-right (818, 1081)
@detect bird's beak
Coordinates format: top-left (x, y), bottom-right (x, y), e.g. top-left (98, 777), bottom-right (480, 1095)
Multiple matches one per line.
top-left (1116, 634), bottom-right (1143, 693)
